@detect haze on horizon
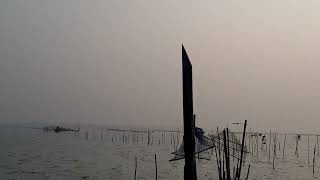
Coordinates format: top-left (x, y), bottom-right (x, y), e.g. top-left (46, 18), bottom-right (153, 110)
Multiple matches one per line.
top-left (1, 0), bottom-right (320, 133)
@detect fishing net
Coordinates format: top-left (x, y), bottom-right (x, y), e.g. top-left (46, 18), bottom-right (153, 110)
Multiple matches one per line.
top-left (170, 127), bottom-right (215, 161)
top-left (170, 128), bottom-right (248, 161)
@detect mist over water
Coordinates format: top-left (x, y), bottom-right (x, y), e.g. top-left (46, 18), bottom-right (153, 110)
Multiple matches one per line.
top-left (3, 1), bottom-right (320, 179)
top-left (2, 1), bottom-right (320, 132)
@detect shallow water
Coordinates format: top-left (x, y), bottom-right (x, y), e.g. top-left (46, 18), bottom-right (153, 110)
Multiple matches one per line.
top-left (0, 126), bottom-right (319, 179)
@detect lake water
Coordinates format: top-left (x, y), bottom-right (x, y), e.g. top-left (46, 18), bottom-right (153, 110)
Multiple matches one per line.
top-left (0, 126), bottom-right (319, 179)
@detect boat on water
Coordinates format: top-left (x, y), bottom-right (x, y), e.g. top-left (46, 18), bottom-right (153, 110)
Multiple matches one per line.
top-left (53, 126), bottom-right (80, 133)
top-left (43, 126), bottom-right (80, 133)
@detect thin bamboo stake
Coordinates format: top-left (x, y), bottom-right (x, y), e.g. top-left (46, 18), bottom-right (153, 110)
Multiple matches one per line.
top-left (223, 129), bottom-right (230, 180)
top-left (217, 127), bottom-right (222, 180)
top-left (134, 156), bottom-right (137, 180)
top-left (268, 130), bottom-right (271, 162)
top-left (233, 133), bottom-right (235, 162)
top-left (101, 129), bottom-right (103, 141)
top-left (273, 136), bottom-right (276, 170)
top-left (295, 135), bottom-right (299, 158)
top-left (246, 164), bottom-right (251, 180)
top-left (256, 135), bottom-right (258, 158)
top-left (282, 133), bottom-right (286, 159)
top-left (251, 132), bottom-right (254, 157)
top-left (308, 135), bottom-right (310, 165)
top-left (235, 159), bottom-right (239, 180)
top-left (317, 136), bottom-right (319, 157)
top-left (155, 154), bottom-right (158, 180)
top-left (248, 130), bottom-right (251, 155)
top-left (313, 144), bottom-right (316, 176)
top-left (214, 144), bottom-right (221, 180)
top-left (236, 120), bottom-right (247, 180)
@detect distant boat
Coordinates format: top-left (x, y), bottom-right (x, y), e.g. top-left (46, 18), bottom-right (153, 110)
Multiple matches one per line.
top-left (43, 126), bottom-right (80, 133)
top-left (54, 126), bottom-right (80, 133)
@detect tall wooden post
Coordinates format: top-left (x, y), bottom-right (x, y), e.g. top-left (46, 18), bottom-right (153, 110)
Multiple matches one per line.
top-left (182, 45), bottom-right (197, 180)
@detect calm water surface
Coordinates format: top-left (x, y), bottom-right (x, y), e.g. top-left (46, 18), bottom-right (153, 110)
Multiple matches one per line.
top-left (1, 126), bottom-right (320, 180)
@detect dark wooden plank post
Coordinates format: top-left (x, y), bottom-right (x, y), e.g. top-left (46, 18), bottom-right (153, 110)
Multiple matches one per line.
top-left (182, 45), bottom-right (197, 180)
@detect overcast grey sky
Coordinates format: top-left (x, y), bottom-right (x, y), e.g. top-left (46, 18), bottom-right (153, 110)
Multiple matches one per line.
top-left (1, 0), bottom-right (320, 132)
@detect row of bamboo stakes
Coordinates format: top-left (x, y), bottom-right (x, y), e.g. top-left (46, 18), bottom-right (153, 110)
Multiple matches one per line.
top-left (51, 126), bottom-right (320, 178)
top-left (244, 130), bottom-right (320, 175)
top-left (67, 128), bottom-right (183, 151)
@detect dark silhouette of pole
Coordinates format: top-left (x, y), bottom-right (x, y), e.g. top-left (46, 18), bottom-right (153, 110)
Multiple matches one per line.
top-left (134, 156), bottom-right (137, 180)
top-left (236, 120), bottom-right (247, 180)
top-left (246, 164), bottom-right (251, 180)
top-left (182, 45), bottom-right (197, 180)
top-left (155, 154), bottom-right (158, 180)
top-left (223, 129), bottom-right (231, 180)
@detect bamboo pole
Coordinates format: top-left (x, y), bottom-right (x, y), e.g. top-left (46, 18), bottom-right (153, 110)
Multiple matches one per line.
top-left (248, 130), bottom-right (251, 156)
top-left (256, 135), bottom-right (258, 158)
top-left (233, 133), bottom-right (235, 162)
top-left (155, 154), bottom-right (158, 180)
top-left (236, 120), bottom-right (247, 180)
top-left (101, 129), bottom-right (103, 141)
top-left (296, 136), bottom-right (299, 158)
top-left (313, 144), bottom-right (316, 176)
top-left (268, 130), bottom-right (271, 163)
top-left (134, 156), bottom-right (137, 180)
top-left (273, 135), bottom-right (276, 170)
top-left (246, 164), bottom-right (251, 180)
top-left (216, 127), bottom-right (222, 180)
top-left (282, 133), bottom-right (286, 159)
top-left (308, 135), bottom-right (310, 165)
top-left (222, 152), bottom-right (225, 180)
top-left (148, 130), bottom-right (150, 145)
top-left (317, 136), bottom-right (319, 157)
top-left (223, 129), bottom-right (230, 180)
top-left (214, 144), bottom-right (221, 180)
top-left (251, 132), bottom-right (254, 157)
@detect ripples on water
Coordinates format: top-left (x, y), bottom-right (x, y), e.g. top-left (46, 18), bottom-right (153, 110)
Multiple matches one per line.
top-left (0, 126), bottom-right (319, 179)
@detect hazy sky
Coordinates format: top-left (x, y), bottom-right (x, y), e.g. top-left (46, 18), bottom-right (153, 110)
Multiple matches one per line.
top-left (1, 1), bottom-right (320, 132)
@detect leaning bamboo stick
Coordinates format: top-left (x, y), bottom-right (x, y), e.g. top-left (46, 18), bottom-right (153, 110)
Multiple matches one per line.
top-left (246, 164), bottom-right (251, 180)
top-left (236, 120), bottom-right (247, 180)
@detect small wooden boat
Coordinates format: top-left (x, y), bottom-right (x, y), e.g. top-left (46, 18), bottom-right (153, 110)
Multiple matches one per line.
top-left (54, 126), bottom-right (80, 133)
